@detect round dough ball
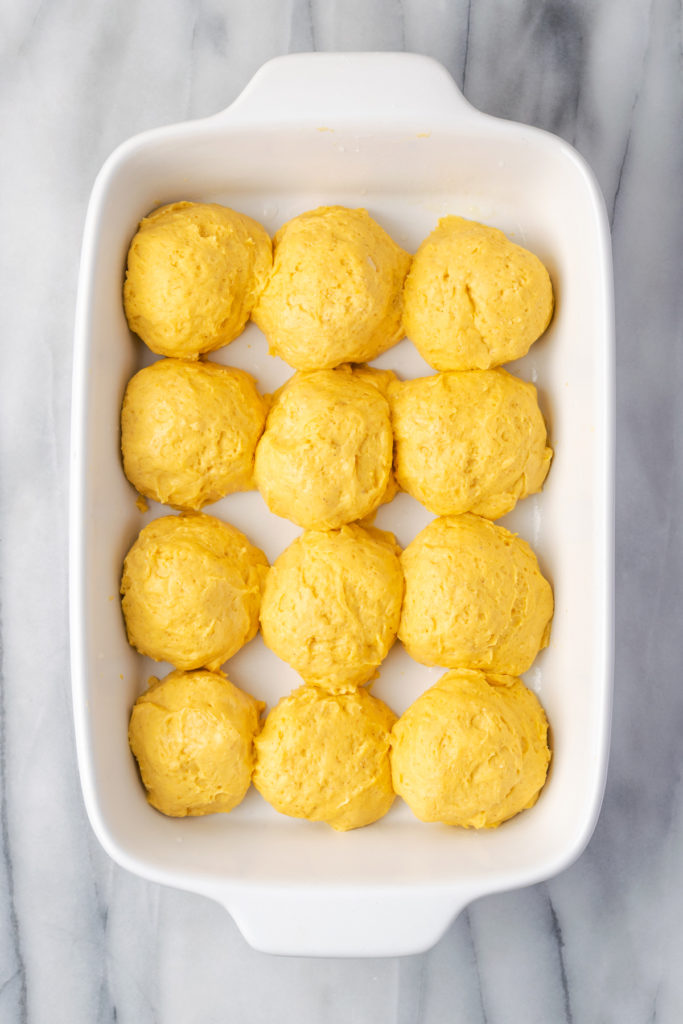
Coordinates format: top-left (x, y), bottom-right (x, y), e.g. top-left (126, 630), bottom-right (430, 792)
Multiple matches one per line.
top-left (399, 514), bottom-right (553, 675)
top-left (121, 513), bottom-right (268, 670)
top-left (128, 669), bottom-right (263, 817)
top-left (252, 206), bottom-right (411, 369)
top-left (254, 365), bottom-right (394, 529)
top-left (123, 201), bottom-right (272, 358)
top-left (121, 358), bottom-right (267, 510)
top-left (390, 369), bottom-right (552, 519)
top-left (391, 669), bottom-right (551, 828)
top-left (260, 524), bottom-right (404, 689)
top-left (403, 216), bottom-right (553, 370)
top-left (253, 685), bottom-right (397, 831)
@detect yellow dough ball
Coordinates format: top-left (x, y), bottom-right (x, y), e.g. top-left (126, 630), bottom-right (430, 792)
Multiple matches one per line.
top-left (252, 206), bottom-right (411, 369)
top-left (347, 362), bottom-right (398, 400)
top-left (121, 513), bottom-right (268, 671)
top-left (403, 216), bottom-right (553, 370)
top-left (121, 358), bottom-right (267, 510)
top-left (253, 686), bottom-right (397, 831)
top-left (390, 369), bottom-right (552, 519)
top-left (123, 201), bottom-right (272, 358)
top-left (254, 365), bottom-right (394, 529)
top-left (399, 515), bottom-right (553, 675)
top-left (341, 364), bottom-right (400, 506)
top-left (260, 525), bottom-right (404, 690)
top-left (391, 669), bottom-right (551, 828)
top-left (128, 669), bottom-right (263, 817)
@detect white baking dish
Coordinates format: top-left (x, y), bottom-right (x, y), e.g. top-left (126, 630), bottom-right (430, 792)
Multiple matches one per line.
top-left (70, 52), bottom-right (614, 957)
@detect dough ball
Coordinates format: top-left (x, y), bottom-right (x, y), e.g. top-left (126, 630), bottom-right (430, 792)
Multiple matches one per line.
top-left (403, 216), bottom-right (553, 370)
top-left (124, 201), bottom-right (271, 358)
top-left (121, 513), bottom-right (268, 670)
top-left (260, 524), bottom-right (404, 689)
top-left (343, 364), bottom-right (400, 507)
top-left (399, 514), bottom-right (553, 675)
top-left (253, 686), bottom-right (397, 831)
top-left (347, 363), bottom-right (398, 399)
top-left (254, 365), bottom-right (394, 529)
top-left (252, 206), bottom-right (411, 369)
top-left (390, 369), bottom-right (552, 518)
top-left (128, 669), bottom-right (263, 817)
top-left (391, 669), bottom-right (551, 828)
top-left (121, 358), bottom-right (267, 510)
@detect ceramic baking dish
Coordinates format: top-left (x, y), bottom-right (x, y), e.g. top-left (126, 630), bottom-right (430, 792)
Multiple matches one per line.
top-left (70, 52), bottom-right (614, 957)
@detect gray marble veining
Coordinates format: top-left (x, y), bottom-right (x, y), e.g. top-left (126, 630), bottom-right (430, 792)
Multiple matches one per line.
top-left (1, 0), bottom-right (682, 1021)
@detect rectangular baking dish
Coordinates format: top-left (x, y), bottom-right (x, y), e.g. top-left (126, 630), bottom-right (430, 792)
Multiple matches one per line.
top-left (70, 52), bottom-right (614, 957)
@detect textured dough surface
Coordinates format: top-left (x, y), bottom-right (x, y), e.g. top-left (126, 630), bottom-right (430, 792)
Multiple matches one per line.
top-left (128, 669), bottom-right (263, 817)
top-left (253, 685), bottom-right (397, 831)
top-left (124, 201), bottom-right (271, 358)
top-left (346, 364), bottom-right (400, 507)
top-left (252, 206), bottom-right (411, 369)
top-left (391, 669), bottom-right (551, 828)
top-left (121, 358), bottom-right (267, 510)
top-left (121, 513), bottom-right (268, 671)
top-left (390, 369), bottom-right (552, 518)
top-left (399, 514), bottom-right (553, 675)
top-left (254, 365), bottom-right (394, 529)
top-left (260, 524), bottom-right (404, 689)
top-left (403, 216), bottom-right (553, 370)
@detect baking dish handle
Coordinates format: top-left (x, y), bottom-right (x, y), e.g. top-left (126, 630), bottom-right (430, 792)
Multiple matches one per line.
top-left (212, 886), bottom-right (472, 958)
top-left (215, 52), bottom-right (475, 126)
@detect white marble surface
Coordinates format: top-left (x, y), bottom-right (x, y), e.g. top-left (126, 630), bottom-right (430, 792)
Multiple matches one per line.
top-left (1, 0), bottom-right (682, 1020)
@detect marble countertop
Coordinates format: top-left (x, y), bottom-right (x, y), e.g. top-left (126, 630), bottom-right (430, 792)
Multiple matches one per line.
top-left (2, 1), bottom-right (682, 1021)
